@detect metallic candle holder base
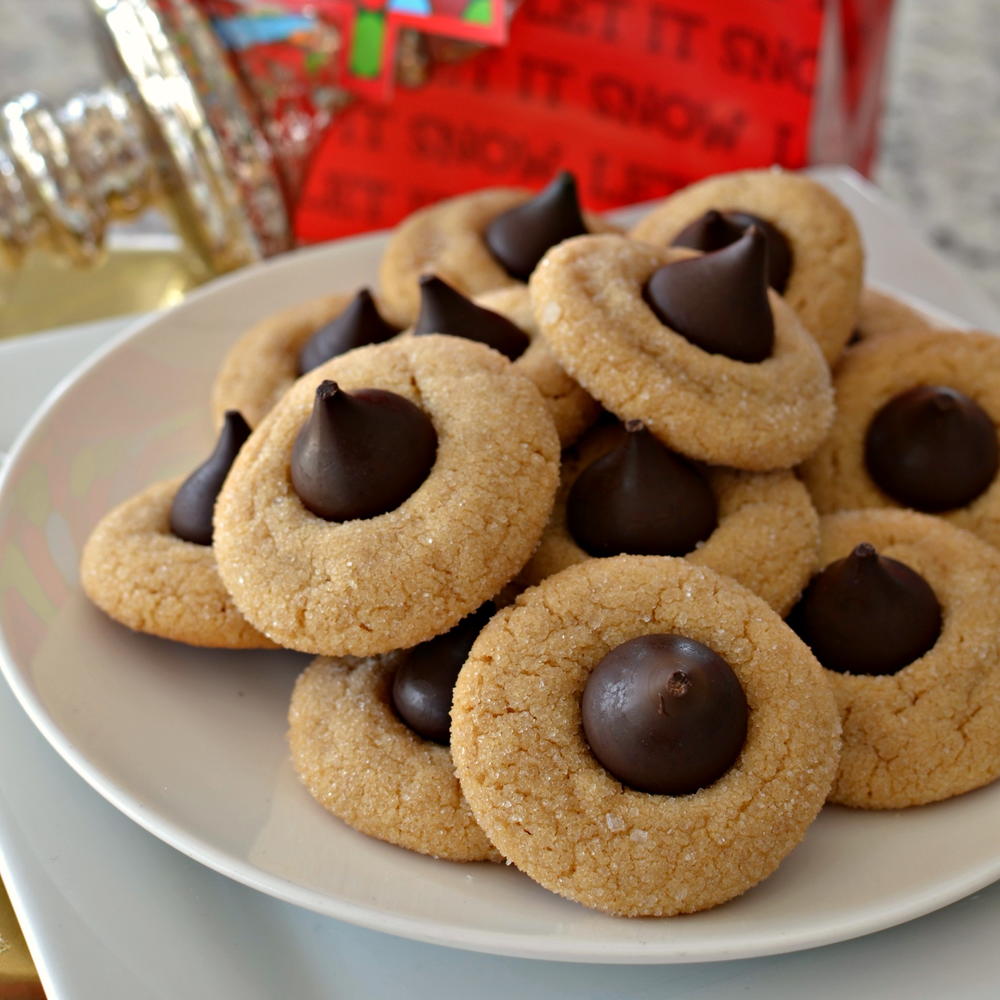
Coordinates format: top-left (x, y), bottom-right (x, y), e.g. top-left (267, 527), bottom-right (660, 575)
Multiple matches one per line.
top-left (0, 876), bottom-right (43, 999)
top-left (0, 231), bottom-right (200, 337)
top-left (0, 0), bottom-right (293, 280)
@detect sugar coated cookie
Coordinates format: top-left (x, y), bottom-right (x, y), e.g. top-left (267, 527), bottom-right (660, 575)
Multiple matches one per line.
top-left (520, 420), bottom-right (818, 614)
top-left (80, 476), bottom-right (278, 649)
top-left (289, 652), bottom-right (500, 861)
top-left (214, 335), bottom-right (560, 657)
top-left (530, 233), bottom-right (834, 470)
top-left (379, 173), bottom-right (617, 325)
top-left (629, 169), bottom-right (863, 364)
top-left (788, 510), bottom-right (1000, 808)
top-left (211, 289), bottom-right (399, 429)
top-left (416, 282), bottom-right (598, 446)
top-left (452, 555), bottom-right (841, 916)
top-left (800, 329), bottom-right (1000, 548)
top-left (849, 286), bottom-right (940, 349)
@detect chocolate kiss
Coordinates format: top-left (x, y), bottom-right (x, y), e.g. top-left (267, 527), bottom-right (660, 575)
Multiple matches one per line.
top-left (787, 542), bottom-right (942, 676)
top-left (297, 288), bottom-right (398, 375)
top-left (484, 171), bottom-right (588, 281)
top-left (645, 226), bottom-right (775, 363)
top-left (413, 275), bottom-right (530, 360)
top-left (671, 209), bottom-right (794, 293)
top-left (865, 385), bottom-right (999, 512)
top-left (290, 380), bottom-right (437, 521)
top-left (169, 410), bottom-right (251, 545)
top-left (582, 633), bottom-right (748, 795)
top-left (391, 602), bottom-right (496, 745)
top-left (566, 421), bottom-right (718, 557)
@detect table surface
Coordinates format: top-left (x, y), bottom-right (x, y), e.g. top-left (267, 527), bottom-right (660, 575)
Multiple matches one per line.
top-left (0, 168), bottom-right (999, 999)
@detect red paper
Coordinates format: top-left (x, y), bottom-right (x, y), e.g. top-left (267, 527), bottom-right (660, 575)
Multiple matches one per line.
top-left (294, 0), bottom-right (826, 241)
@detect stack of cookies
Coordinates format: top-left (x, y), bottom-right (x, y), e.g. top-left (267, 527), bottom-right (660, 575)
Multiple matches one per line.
top-left (80, 168), bottom-right (1000, 918)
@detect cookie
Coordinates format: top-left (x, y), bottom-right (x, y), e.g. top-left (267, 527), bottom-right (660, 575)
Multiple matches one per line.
top-left (379, 175), bottom-right (617, 326)
top-left (800, 328), bottom-right (1000, 549)
top-left (849, 286), bottom-right (940, 349)
top-left (520, 420), bottom-right (818, 614)
top-left (434, 284), bottom-right (597, 446)
top-left (792, 509), bottom-right (1000, 809)
top-left (211, 290), bottom-right (398, 429)
top-left (452, 555), bottom-right (841, 917)
top-left (213, 283), bottom-right (596, 447)
top-left (629, 169), bottom-right (864, 365)
top-left (530, 233), bottom-right (834, 470)
top-left (289, 652), bottom-right (500, 862)
top-left (214, 335), bottom-right (560, 657)
top-left (80, 477), bottom-right (278, 649)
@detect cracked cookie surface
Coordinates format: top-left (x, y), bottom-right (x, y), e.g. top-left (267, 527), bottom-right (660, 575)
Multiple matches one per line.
top-left (214, 335), bottom-right (560, 657)
top-left (80, 477), bottom-right (278, 649)
top-left (289, 653), bottom-right (500, 861)
top-left (451, 555), bottom-right (841, 917)
top-left (629, 169), bottom-right (863, 365)
top-left (811, 510), bottom-right (1000, 809)
top-left (529, 234), bottom-right (834, 470)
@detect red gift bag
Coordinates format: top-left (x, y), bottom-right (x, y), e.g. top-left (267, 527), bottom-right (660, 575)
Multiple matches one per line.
top-left (221, 0), bottom-right (895, 242)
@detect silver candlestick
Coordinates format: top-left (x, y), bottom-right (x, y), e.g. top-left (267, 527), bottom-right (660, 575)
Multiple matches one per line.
top-left (0, 0), bottom-right (293, 275)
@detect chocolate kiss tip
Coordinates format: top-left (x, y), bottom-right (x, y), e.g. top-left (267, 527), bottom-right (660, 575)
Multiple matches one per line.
top-left (865, 385), bottom-right (999, 512)
top-left (291, 381), bottom-right (437, 522)
top-left (552, 169), bottom-right (576, 193)
top-left (484, 170), bottom-right (587, 282)
top-left (169, 409), bottom-right (252, 546)
top-left (665, 670), bottom-right (691, 698)
top-left (413, 275), bottom-right (529, 360)
top-left (787, 546), bottom-right (942, 676)
top-left (566, 423), bottom-right (717, 558)
top-left (672, 208), bottom-right (741, 249)
top-left (624, 418), bottom-right (646, 434)
top-left (671, 208), bottom-right (793, 294)
top-left (645, 225), bottom-right (774, 363)
top-left (297, 287), bottom-right (397, 375)
top-left (582, 634), bottom-right (748, 795)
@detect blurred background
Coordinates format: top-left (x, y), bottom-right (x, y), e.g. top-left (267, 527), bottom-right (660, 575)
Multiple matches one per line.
top-left (1, 0), bottom-right (999, 312)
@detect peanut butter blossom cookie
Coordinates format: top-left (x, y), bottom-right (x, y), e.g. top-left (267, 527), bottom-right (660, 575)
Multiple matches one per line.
top-left (786, 510), bottom-right (1000, 808)
top-left (800, 329), bottom-right (1000, 548)
top-left (452, 555), bottom-right (841, 917)
top-left (288, 605), bottom-right (501, 862)
top-left (848, 286), bottom-right (939, 350)
top-left (378, 171), bottom-right (617, 325)
top-left (211, 288), bottom-right (400, 429)
top-left (629, 169), bottom-right (864, 365)
top-left (213, 335), bottom-right (560, 657)
top-left (520, 418), bottom-right (819, 614)
top-left (409, 277), bottom-right (598, 446)
top-left (81, 412), bottom-right (277, 649)
top-left (530, 231), bottom-right (834, 470)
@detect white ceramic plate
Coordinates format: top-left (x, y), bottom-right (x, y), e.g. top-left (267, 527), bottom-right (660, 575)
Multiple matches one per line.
top-left (1, 196), bottom-right (999, 965)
